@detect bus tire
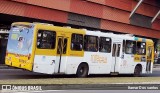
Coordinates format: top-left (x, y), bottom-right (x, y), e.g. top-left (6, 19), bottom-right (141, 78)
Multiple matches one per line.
top-left (133, 65), bottom-right (142, 77)
top-left (76, 63), bottom-right (89, 78)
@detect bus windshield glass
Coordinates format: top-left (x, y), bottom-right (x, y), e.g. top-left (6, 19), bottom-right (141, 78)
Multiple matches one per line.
top-left (7, 26), bottom-right (34, 55)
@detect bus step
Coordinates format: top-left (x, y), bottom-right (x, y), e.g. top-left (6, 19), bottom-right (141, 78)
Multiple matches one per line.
top-left (110, 72), bottom-right (119, 75)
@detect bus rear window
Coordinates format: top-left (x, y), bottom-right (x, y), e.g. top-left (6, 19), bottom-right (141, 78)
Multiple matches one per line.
top-left (37, 30), bottom-right (56, 49)
top-left (7, 26), bottom-right (33, 55)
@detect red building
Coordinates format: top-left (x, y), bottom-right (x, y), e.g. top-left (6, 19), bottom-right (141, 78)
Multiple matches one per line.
top-left (0, 0), bottom-right (160, 63)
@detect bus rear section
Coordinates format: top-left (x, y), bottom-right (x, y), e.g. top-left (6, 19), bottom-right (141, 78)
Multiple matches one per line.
top-left (5, 23), bottom-right (34, 71)
top-left (5, 22), bottom-right (85, 75)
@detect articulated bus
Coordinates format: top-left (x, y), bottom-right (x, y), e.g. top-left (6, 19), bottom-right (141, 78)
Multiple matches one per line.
top-left (5, 22), bottom-right (154, 77)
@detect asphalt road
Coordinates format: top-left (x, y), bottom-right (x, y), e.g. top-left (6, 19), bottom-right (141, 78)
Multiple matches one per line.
top-left (0, 67), bottom-right (160, 93)
top-left (0, 67), bottom-right (160, 79)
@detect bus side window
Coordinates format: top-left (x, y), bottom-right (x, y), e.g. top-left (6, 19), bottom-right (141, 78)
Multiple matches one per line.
top-left (84, 35), bottom-right (98, 52)
top-left (99, 37), bottom-right (111, 53)
top-left (136, 42), bottom-right (146, 55)
top-left (37, 30), bottom-right (56, 49)
top-left (125, 40), bottom-right (136, 54)
top-left (71, 33), bottom-right (83, 51)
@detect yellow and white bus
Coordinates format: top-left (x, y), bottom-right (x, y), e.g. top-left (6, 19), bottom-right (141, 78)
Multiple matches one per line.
top-left (5, 22), bottom-right (154, 77)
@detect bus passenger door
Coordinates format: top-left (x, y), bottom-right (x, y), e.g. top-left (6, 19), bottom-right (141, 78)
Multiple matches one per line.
top-left (111, 43), bottom-right (121, 73)
top-left (55, 36), bottom-right (68, 73)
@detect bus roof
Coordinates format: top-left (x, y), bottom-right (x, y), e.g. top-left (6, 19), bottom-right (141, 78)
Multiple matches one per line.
top-left (12, 22), bottom-right (85, 34)
top-left (12, 22), bottom-right (31, 27)
top-left (85, 30), bottom-right (153, 42)
top-left (11, 22), bottom-right (153, 43)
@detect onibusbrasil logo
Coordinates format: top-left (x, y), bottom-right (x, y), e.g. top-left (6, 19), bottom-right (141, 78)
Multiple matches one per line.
top-left (1, 85), bottom-right (42, 91)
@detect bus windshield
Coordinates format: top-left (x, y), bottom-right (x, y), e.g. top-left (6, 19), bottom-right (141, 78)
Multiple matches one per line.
top-left (7, 26), bottom-right (33, 55)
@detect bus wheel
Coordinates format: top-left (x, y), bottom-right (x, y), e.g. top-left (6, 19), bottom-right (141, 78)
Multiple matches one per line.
top-left (76, 63), bottom-right (89, 78)
top-left (133, 65), bottom-right (142, 77)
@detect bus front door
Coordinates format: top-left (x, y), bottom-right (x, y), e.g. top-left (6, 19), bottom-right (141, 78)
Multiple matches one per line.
top-left (111, 43), bottom-right (121, 73)
top-left (146, 46), bottom-right (153, 72)
top-left (55, 36), bottom-right (68, 73)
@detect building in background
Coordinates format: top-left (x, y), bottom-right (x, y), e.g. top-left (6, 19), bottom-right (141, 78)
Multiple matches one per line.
top-left (0, 0), bottom-right (160, 64)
